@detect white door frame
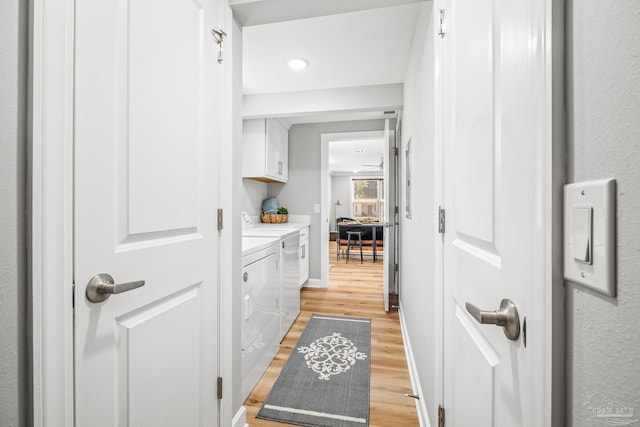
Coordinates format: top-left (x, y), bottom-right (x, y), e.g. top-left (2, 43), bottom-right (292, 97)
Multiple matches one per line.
top-left (31, 1), bottom-right (75, 424)
top-left (319, 130), bottom-right (388, 288)
top-left (218, 1), bottom-right (241, 425)
top-left (30, 1), bottom-right (235, 425)
top-left (433, 0), bottom-right (445, 418)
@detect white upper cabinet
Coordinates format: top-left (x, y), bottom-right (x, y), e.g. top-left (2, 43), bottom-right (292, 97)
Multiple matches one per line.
top-left (243, 118), bottom-right (289, 183)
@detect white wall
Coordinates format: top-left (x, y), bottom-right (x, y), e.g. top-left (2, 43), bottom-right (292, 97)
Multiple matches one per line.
top-left (398, 3), bottom-right (437, 426)
top-left (565, 0), bottom-right (640, 424)
top-left (241, 178), bottom-right (268, 216)
top-left (268, 120), bottom-right (390, 279)
top-left (0, 0), bottom-right (27, 425)
top-left (331, 176), bottom-right (351, 228)
top-left (227, 15), bottom-right (246, 419)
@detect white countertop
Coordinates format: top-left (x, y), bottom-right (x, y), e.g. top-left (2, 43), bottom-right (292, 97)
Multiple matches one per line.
top-left (243, 227), bottom-right (299, 239)
top-left (253, 222), bottom-right (309, 231)
top-left (250, 214), bottom-right (310, 231)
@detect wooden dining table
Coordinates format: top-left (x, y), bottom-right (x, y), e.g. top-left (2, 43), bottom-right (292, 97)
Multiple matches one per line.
top-left (337, 222), bottom-right (384, 262)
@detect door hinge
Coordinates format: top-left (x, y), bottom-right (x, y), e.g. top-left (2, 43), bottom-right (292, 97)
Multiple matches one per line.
top-left (393, 147), bottom-right (399, 156)
top-left (438, 9), bottom-right (446, 38)
top-left (395, 206), bottom-right (399, 214)
top-left (438, 405), bottom-right (445, 427)
top-left (395, 263), bottom-right (399, 272)
top-left (217, 209), bottom-right (223, 231)
top-left (72, 282), bottom-right (75, 308)
top-left (217, 377), bottom-right (223, 399)
top-left (438, 206), bottom-right (446, 234)
top-left (211, 29), bottom-right (227, 63)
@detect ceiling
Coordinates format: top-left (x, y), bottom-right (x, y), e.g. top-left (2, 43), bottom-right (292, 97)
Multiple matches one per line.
top-left (242, 3), bottom-right (423, 95)
top-left (236, 0), bottom-right (423, 171)
top-left (329, 138), bottom-right (385, 175)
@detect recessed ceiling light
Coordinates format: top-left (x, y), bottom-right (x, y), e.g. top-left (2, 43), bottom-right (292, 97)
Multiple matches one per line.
top-left (355, 149), bottom-right (365, 153)
top-left (288, 58), bottom-right (309, 71)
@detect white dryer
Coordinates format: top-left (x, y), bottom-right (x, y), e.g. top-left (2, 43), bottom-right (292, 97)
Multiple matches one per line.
top-left (241, 237), bottom-right (280, 402)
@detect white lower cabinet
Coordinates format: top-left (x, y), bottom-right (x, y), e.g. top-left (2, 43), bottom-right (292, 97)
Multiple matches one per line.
top-left (279, 233), bottom-right (300, 341)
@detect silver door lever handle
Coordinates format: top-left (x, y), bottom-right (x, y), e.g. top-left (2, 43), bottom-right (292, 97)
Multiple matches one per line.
top-left (465, 299), bottom-right (520, 341)
top-left (86, 273), bottom-right (145, 303)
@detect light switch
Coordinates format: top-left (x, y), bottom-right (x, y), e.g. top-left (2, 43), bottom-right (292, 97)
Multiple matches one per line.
top-left (564, 179), bottom-right (616, 296)
top-left (570, 207), bottom-right (592, 264)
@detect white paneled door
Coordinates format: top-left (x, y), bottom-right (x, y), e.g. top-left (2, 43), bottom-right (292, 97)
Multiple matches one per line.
top-left (383, 120), bottom-right (391, 311)
top-left (74, 1), bottom-right (220, 425)
top-left (442, 0), bottom-right (555, 425)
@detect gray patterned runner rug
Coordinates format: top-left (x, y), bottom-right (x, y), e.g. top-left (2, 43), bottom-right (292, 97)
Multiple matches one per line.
top-left (257, 314), bottom-right (371, 427)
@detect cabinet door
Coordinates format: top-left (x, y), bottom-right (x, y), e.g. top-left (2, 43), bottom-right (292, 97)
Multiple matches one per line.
top-left (280, 235), bottom-right (300, 340)
top-left (265, 119), bottom-right (280, 179)
top-left (242, 119), bottom-right (267, 179)
top-left (266, 119), bottom-right (288, 181)
top-left (299, 227), bottom-right (309, 287)
top-left (279, 123), bottom-right (289, 181)
top-left (299, 238), bottom-right (309, 286)
top-left (243, 118), bottom-right (287, 183)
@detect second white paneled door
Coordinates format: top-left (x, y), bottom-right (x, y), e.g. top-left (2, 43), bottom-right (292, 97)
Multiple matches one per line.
top-left (441, 0), bottom-right (558, 425)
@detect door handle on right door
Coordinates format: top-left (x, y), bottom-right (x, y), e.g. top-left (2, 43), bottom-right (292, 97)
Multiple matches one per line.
top-left (465, 298), bottom-right (520, 341)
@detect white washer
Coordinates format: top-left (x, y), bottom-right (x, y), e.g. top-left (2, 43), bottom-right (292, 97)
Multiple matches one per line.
top-left (241, 237), bottom-right (280, 402)
top-left (242, 212), bottom-right (300, 341)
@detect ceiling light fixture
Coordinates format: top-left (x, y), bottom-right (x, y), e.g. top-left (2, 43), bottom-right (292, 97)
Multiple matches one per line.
top-left (288, 58), bottom-right (309, 71)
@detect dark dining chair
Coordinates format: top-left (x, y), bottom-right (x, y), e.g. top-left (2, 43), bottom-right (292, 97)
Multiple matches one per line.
top-left (373, 225), bottom-right (384, 262)
top-left (346, 230), bottom-right (363, 263)
top-left (336, 220), bottom-right (360, 261)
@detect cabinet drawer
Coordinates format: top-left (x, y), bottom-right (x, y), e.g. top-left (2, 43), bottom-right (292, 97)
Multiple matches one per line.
top-left (299, 226), bottom-right (309, 239)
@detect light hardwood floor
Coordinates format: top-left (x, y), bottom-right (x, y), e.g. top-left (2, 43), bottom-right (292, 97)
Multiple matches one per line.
top-left (243, 242), bottom-right (420, 427)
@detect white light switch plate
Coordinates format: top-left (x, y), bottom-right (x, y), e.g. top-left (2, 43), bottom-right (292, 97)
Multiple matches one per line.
top-left (564, 179), bottom-right (616, 296)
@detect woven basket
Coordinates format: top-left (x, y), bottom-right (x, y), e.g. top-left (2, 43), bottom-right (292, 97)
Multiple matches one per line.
top-left (261, 213), bottom-right (288, 223)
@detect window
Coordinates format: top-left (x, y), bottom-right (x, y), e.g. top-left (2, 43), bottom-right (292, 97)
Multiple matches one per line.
top-left (351, 178), bottom-right (384, 222)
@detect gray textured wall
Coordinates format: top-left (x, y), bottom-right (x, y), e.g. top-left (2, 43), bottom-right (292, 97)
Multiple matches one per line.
top-left (269, 120), bottom-right (389, 280)
top-left (0, 0), bottom-right (28, 426)
top-left (397, 3), bottom-right (437, 426)
top-left (565, 0), bottom-right (640, 425)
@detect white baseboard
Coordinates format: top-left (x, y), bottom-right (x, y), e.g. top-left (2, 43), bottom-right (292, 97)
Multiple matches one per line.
top-left (232, 405), bottom-right (248, 427)
top-left (304, 278), bottom-right (327, 288)
top-left (399, 304), bottom-right (431, 427)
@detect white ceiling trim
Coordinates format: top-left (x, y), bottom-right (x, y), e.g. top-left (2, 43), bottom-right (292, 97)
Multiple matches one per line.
top-left (330, 171), bottom-right (384, 177)
top-left (243, 83), bottom-right (403, 119)
top-left (230, 0), bottom-right (426, 26)
top-left (277, 111), bottom-right (398, 127)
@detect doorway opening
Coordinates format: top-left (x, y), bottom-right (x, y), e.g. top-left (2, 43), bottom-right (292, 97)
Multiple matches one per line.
top-left (320, 125), bottom-right (398, 311)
